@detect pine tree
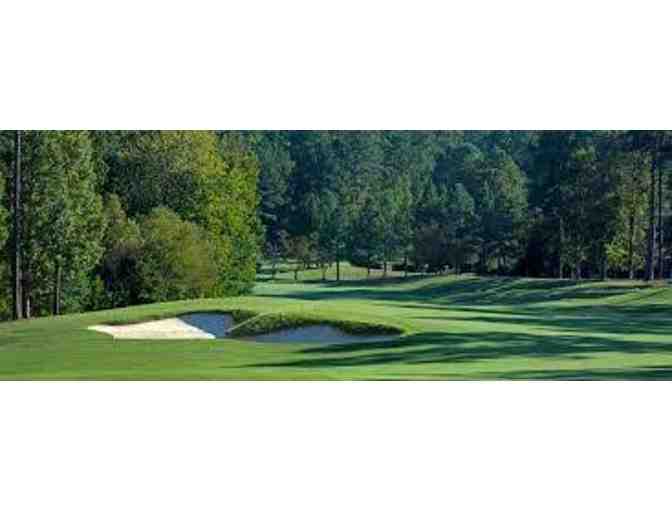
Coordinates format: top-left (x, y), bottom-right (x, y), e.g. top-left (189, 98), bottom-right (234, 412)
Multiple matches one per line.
top-left (244, 131), bottom-right (294, 242)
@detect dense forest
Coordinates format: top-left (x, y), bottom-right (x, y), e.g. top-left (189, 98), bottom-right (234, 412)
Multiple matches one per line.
top-left (1, 131), bottom-right (670, 320)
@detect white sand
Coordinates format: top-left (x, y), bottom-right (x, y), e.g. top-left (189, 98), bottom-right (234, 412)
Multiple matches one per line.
top-left (89, 313), bottom-right (234, 340)
top-left (249, 325), bottom-right (396, 344)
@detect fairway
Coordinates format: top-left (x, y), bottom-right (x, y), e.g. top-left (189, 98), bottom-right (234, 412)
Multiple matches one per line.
top-left (2, 271), bottom-right (672, 380)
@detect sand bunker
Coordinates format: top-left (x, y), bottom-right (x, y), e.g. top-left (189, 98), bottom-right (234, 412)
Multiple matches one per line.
top-left (248, 325), bottom-right (396, 344)
top-left (89, 313), bottom-right (234, 340)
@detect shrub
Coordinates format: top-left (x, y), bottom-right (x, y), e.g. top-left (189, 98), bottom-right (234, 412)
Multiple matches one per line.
top-left (99, 195), bottom-right (144, 307)
top-left (137, 207), bottom-right (219, 303)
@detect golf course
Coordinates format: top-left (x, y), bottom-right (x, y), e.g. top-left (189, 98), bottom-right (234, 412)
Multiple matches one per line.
top-left (2, 264), bottom-right (672, 380)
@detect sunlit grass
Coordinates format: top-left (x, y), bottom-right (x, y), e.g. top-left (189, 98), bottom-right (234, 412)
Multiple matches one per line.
top-left (1, 267), bottom-right (671, 379)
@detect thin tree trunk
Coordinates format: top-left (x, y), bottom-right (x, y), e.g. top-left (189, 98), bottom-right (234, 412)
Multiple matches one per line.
top-left (658, 162), bottom-right (665, 280)
top-left (558, 216), bottom-right (564, 279)
top-left (645, 150), bottom-right (658, 281)
top-left (22, 275), bottom-right (31, 319)
top-left (481, 244), bottom-right (487, 274)
top-left (336, 258), bottom-right (340, 282)
top-left (525, 255), bottom-right (529, 277)
top-left (52, 262), bottom-right (62, 315)
top-left (403, 254), bottom-right (408, 278)
top-left (627, 187), bottom-right (636, 280)
top-left (12, 130), bottom-right (23, 320)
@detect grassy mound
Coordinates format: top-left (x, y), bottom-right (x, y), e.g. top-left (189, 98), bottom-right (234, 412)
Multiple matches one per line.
top-left (227, 312), bottom-right (404, 338)
top-left (103, 308), bottom-right (258, 327)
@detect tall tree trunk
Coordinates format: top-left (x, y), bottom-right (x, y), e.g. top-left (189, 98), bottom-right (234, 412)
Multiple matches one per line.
top-left (601, 252), bottom-right (608, 281)
top-left (403, 254), bottom-right (408, 278)
top-left (645, 149), bottom-right (658, 281)
top-left (22, 273), bottom-right (31, 319)
top-left (336, 258), bottom-right (340, 282)
top-left (12, 130), bottom-right (23, 320)
top-left (383, 258), bottom-right (387, 278)
top-left (480, 243), bottom-right (487, 274)
top-left (366, 253), bottom-right (371, 278)
top-left (52, 262), bottom-right (62, 315)
top-left (557, 216), bottom-right (564, 279)
top-left (627, 188), bottom-right (636, 279)
top-left (657, 161), bottom-right (665, 280)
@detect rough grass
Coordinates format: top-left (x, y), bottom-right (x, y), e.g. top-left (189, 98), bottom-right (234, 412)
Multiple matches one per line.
top-left (1, 270), bottom-right (672, 380)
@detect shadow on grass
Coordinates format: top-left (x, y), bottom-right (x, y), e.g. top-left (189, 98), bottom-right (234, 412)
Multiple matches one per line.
top-left (411, 309), bottom-right (672, 337)
top-left (240, 329), bottom-right (672, 379)
top-left (254, 276), bottom-right (657, 307)
top-left (487, 366), bottom-right (672, 380)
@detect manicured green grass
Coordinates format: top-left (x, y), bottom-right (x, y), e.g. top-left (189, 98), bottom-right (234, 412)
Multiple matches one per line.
top-left (2, 269), bottom-right (672, 379)
top-left (257, 260), bottom-right (416, 283)
top-left (227, 311), bottom-right (403, 338)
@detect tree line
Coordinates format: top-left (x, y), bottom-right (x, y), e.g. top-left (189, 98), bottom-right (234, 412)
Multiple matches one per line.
top-left (249, 131), bottom-right (671, 282)
top-left (1, 130), bottom-right (670, 321)
top-left (0, 131), bottom-right (259, 320)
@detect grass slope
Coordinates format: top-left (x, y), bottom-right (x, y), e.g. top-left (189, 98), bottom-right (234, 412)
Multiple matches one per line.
top-left (2, 268), bottom-right (672, 379)
top-left (228, 312), bottom-right (403, 338)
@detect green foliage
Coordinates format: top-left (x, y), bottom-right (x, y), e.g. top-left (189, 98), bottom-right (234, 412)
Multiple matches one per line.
top-left (209, 133), bottom-right (261, 294)
top-left (137, 207), bottom-right (219, 303)
top-left (350, 192), bottom-right (385, 269)
top-left (472, 149), bottom-right (528, 271)
top-left (309, 190), bottom-right (349, 268)
top-left (413, 221), bottom-right (449, 272)
top-left (105, 131), bottom-right (260, 295)
top-left (242, 131), bottom-right (294, 239)
top-left (106, 131), bottom-right (218, 220)
top-left (21, 131), bottom-right (104, 315)
top-left (5, 129), bottom-right (672, 323)
top-left (99, 194), bottom-right (143, 307)
top-left (606, 150), bottom-right (650, 274)
top-left (0, 136), bottom-right (13, 319)
top-left (0, 262), bottom-right (9, 321)
top-left (285, 235), bottom-right (315, 280)
top-left (0, 167), bottom-right (8, 249)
